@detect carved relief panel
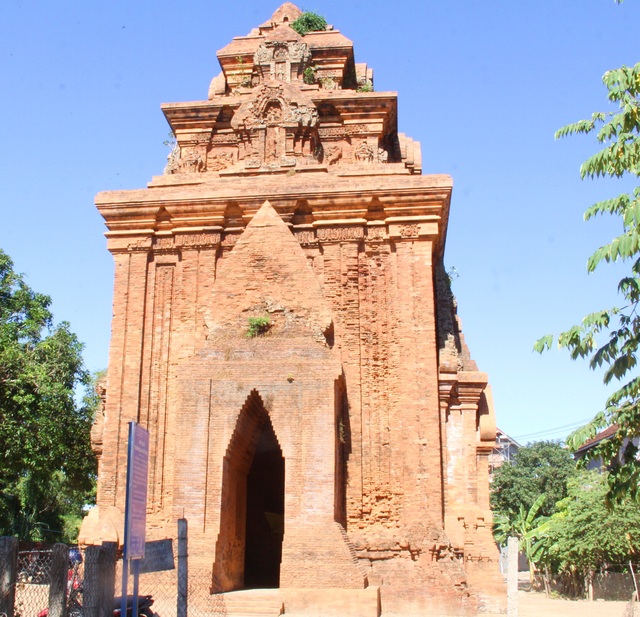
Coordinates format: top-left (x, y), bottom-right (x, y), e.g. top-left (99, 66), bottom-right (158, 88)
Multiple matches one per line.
top-left (166, 133), bottom-right (212, 174)
top-left (232, 82), bottom-right (320, 170)
top-left (253, 40), bottom-right (312, 84)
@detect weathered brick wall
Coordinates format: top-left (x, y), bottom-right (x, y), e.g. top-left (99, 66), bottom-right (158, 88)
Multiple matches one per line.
top-left (85, 200), bottom-right (502, 611)
top-left (82, 3), bottom-right (505, 613)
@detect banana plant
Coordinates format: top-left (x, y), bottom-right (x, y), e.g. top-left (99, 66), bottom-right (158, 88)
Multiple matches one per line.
top-left (494, 494), bottom-right (552, 586)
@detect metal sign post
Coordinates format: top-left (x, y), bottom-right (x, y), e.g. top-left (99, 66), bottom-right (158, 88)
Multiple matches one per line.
top-left (121, 422), bottom-right (150, 617)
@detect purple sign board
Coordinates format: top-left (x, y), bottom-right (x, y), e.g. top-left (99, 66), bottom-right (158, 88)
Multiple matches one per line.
top-left (123, 422), bottom-right (149, 560)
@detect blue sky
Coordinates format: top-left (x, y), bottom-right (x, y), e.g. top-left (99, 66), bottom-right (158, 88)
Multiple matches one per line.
top-left (1, 0), bottom-right (638, 443)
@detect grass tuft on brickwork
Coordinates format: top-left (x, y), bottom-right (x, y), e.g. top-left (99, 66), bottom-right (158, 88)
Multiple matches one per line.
top-left (246, 316), bottom-right (271, 337)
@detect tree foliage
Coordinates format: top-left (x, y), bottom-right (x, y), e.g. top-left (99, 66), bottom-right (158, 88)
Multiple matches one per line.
top-left (290, 11), bottom-right (327, 36)
top-left (535, 61), bottom-right (640, 502)
top-left (491, 441), bottom-right (576, 521)
top-left (0, 249), bottom-right (96, 541)
top-left (547, 470), bottom-right (640, 588)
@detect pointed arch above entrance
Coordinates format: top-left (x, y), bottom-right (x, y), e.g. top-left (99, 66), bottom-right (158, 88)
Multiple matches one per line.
top-left (213, 390), bottom-right (285, 591)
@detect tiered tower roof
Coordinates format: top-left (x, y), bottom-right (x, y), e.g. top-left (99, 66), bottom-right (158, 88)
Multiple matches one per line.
top-left (161, 3), bottom-right (421, 178)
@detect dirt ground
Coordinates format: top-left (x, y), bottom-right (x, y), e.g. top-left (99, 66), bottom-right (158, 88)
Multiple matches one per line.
top-left (517, 589), bottom-right (632, 617)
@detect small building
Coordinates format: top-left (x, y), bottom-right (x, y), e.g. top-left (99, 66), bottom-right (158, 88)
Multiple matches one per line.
top-left (489, 428), bottom-right (521, 476)
top-left (574, 424), bottom-right (639, 471)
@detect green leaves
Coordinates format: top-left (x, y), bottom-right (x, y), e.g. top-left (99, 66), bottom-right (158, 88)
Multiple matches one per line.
top-left (554, 113), bottom-right (607, 140)
top-left (495, 467), bottom-right (640, 590)
top-left (539, 62), bottom-right (640, 502)
top-left (533, 334), bottom-right (553, 353)
top-left (246, 315), bottom-right (271, 338)
top-left (290, 12), bottom-right (327, 36)
top-left (583, 190), bottom-right (640, 274)
top-left (493, 491), bottom-right (553, 581)
top-left (491, 441), bottom-right (577, 524)
top-left (0, 248), bottom-right (97, 541)
top-left (556, 62), bottom-right (639, 179)
top-left (546, 471), bottom-right (640, 581)
top-left (565, 412), bottom-right (607, 452)
top-left (587, 231), bottom-right (639, 271)
top-left (490, 449), bottom-right (640, 589)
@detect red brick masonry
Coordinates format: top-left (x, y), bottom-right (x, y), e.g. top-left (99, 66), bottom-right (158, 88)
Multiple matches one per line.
top-left (80, 4), bottom-right (505, 615)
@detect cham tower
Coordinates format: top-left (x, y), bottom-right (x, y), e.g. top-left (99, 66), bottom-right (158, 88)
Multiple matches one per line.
top-left (82, 4), bottom-right (505, 616)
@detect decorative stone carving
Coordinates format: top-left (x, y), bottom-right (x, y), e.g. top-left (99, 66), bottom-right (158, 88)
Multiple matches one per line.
top-left (164, 144), bottom-right (181, 175)
top-left (318, 124), bottom-right (368, 138)
top-left (294, 229), bottom-right (318, 245)
top-left (255, 39), bottom-right (310, 66)
top-left (212, 133), bottom-right (238, 144)
top-left (221, 232), bottom-right (241, 247)
top-left (153, 237), bottom-right (175, 251)
top-left (127, 237), bottom-right (152, 251)
top-left (377, 148), bottom-right (388, 163)
top-left (318, 127), bottom-right (342, 139)
top-left (367, 226), bottom-right (387, 241)
top-left (176, 232), bottom-right (221, 248)
top-left (288, 41), bottom-right (310, 63)
top-left (399, 224), bottom-right (420, 238)
top-left (90, 376), bottom-right (107, 458)
top-left (318, 76), bottom-right (338, 91)
top-left (234, 83), bottom-right (318, 130)
top-left (179, 148), bottom-right (206, 173)
top-left (165, 133), bottom-right (212, 174)
top-left (364, 234), bottom-right (386, 254)
top-left (346, 124), bottom-right (369, 136)
top-left (325, 145), bottom-right (342, 165)
top-left (194, 133), bottom-right (212, 145)
top-left (317, 226), bottom-right (365, 242)
top-left (354, 140), bottom-right (375, 163)
top-left (232, 81), bottom-right (320, 170)
top-left (245, 157), bottom-right (262, 170)
top-left (152, 233), bottom-right (221, 251)
top-left (208, 152), bottom-right (235, 171)
top-left (253, 40), bottom-right (312, 84)
top-left (273, 46), bottom-right (288, 61)
top-left (254, 45), bottom-right (272, 65)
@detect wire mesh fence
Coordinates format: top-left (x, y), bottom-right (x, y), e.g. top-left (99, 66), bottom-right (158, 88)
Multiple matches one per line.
top-left (113, 547), bottom-right (229, 617)
top-left (15, 549), bottom-right (52, 617)
top-left (13, 548), bottom-right (85, 617)
top-left (10, 539), bottom-right (237, 617)
top-left (116, 561), bottom-right (176, 617)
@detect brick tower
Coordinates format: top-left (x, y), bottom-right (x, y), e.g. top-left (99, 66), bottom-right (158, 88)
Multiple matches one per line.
top-left (82, 4), bottom-right (505, 615)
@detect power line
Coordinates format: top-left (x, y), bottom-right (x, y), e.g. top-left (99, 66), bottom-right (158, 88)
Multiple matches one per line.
top-left (513, 417), bottom-right (594, 441)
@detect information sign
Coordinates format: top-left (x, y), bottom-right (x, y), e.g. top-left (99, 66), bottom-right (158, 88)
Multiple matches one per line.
top-left (138, 539), bottom-right (175, 573)
top-left (123, 422), bottom-right (150, 560)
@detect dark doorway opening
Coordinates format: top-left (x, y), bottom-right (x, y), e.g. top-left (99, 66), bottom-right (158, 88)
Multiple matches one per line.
top-left (243, 418), bottom-right (285, 589)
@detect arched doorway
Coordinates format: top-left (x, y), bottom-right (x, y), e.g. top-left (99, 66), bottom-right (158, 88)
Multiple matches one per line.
top-left (244, 418), bottom-right (284, 588)
top-left (214, 391), bottom-right (285, 591)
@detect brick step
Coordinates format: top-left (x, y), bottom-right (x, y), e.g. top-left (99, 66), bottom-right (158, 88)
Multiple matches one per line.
top-left (213, 590), bottom-right (284, 617)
